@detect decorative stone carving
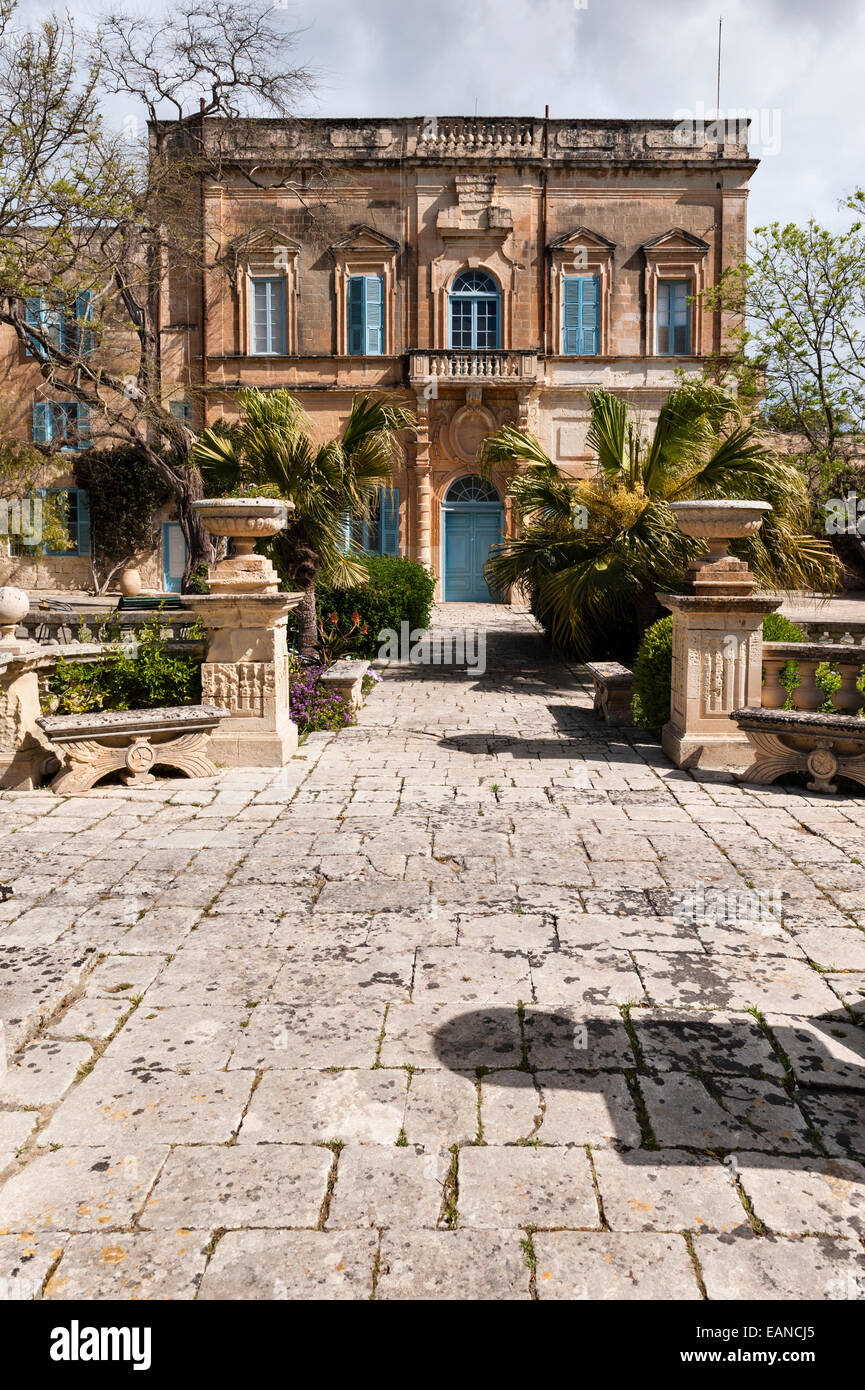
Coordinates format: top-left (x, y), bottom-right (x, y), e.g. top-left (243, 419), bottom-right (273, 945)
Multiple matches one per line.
top-left (185, 592), bottom-right (303, 767)
top-left (731, 707), bottom-right (865, 794)
top-left (660, 594), bottom-right (781, 769)
top-left (660, 501), bottom-right (782, 770)
top-left (192, 498), bottom-right (292, 595)
top-left (37, 705), bottom-right (230, 793)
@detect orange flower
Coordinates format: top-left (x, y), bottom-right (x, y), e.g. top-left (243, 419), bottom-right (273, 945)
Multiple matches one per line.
top-left (330, 612), bottom-right (338, 625)
top-left (351, 610), bottom-right (360, 627)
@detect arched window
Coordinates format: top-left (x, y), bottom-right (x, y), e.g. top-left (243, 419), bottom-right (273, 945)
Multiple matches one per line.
top-left (445, 475), bottom-right (501, 504)
top-left (448, 270), bottom-right (501, 350)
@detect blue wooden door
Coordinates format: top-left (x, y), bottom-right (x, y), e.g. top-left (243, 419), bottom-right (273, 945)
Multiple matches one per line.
top-left (162, 522), bottom-right (187, 593)
top-left (444, 507), bottom-right (502, 601)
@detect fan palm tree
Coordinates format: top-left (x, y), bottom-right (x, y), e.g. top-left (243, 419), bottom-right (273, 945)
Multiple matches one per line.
top-left (481, 381), bottom-right (838, 660)
top-left (191, 388), bottom-right (415, 655)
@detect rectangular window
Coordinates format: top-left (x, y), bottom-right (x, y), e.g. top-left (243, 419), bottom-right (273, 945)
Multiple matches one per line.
top-left (170, 401), bottom-right (193, 426)
top-left (25, 293), bottom-right (94, 357)
top-left (11, 487), bottom-right (91, 558)
top-left (250, 277), bottom-right (286, 355)
top-left (349, 487), bottom-right (400, 556)
top-left (347, 275), bottom-right (384, 355)
top-left (562, 276), bottom-right (599, 355)
top-left (32, 401), bottom-right (91, 451)
top-left (657, 280), bottom-right (691, 355)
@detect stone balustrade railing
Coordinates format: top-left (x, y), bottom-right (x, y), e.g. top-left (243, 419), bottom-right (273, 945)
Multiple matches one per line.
top-left (417, 118), bottom-right (539, 153)
top-left (762, 641), bottom-right (865, 713)
top-left (409, 349), bottom-right (537, 383)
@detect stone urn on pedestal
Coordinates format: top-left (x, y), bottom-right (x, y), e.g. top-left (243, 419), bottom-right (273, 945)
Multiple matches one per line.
top-left (184, 498), bottom-right (304, 768)
top-left (659, 501), bottom-right (781, 770)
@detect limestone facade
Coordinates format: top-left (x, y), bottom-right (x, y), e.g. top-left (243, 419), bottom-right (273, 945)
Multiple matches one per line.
top-left (1, 116), bottom-right (757, 597)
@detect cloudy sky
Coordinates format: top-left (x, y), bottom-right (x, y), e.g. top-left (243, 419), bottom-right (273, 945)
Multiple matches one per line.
top-left (19, 0), bottom-right (864, 233)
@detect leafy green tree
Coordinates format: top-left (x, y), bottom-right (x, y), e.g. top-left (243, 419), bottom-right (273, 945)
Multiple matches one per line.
top-left (482, 382), bottom-right (838, 660)
top-left (0, 0), bottom-right (315, 588)
top-left (191, 389), bottom-right (414, 655)
top-left (704, 199), bottom-right (865, 500)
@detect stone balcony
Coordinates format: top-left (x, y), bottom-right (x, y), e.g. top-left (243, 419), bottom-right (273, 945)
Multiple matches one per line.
top-left (408, 349), bottom-right (538, 385)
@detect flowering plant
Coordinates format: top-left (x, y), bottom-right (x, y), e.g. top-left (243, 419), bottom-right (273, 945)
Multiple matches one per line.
top-left (288, 657), bottom-right (354, 734)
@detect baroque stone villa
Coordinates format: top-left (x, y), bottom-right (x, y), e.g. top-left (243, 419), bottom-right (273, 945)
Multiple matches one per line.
top-left (0, 115), bottom-right (756, 598)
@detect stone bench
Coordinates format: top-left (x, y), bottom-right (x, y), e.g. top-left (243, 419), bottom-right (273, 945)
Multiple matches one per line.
top-left (585, 661), bottom-right (633, 724)
top-left (37, 704), bottom-right (231, 793)
top-left (731, 706), bottom-right (865, 794)
top-left (318, 659), bottom-right (371, 714)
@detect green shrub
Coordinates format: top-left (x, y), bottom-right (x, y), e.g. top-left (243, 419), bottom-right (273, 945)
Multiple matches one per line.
top-left (630, 613), bottom-right (804, 736)
top-left (815, 661), bottom-right (843, 713)
top-left (631, 616), bottom-right (673, 737)
top-left (761, 612), bottom-right (806, 643)
top-left (288, 555), bottom-right (436, 660)
top-left (46, 615), bottom-right (202, 715)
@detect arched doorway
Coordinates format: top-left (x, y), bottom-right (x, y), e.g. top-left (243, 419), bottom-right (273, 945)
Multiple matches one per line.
top-left (442, 474), bottom-right (504, 602)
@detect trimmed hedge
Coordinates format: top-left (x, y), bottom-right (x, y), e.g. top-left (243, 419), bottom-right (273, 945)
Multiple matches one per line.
top-left (289, 555), bottom-right (436, 660)
top-left (631, 617), bottom-right (673, 738)
top-left (630, 612), bottom-right (806, 737)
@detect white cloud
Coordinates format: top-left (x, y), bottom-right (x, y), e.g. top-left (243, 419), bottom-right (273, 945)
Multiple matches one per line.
top-left (15, 0), bottom-right (864, 230)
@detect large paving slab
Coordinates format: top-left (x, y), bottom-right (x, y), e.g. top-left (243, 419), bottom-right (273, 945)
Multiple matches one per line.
top-left (2, 603), bottom-right (865, 1299)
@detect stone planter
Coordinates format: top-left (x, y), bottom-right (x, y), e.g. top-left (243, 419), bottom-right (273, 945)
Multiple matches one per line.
top-left (192, 497), bottom-right (293, 595)
top-left (669, 500), bottom-right (772, 594)
top-left (731, 706), bottom-right (865, 793)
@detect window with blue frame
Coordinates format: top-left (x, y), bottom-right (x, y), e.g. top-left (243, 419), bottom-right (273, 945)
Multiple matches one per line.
top-left (250, 277), bottom-right (286, 355)
top-left (10, 487), bottom-right (91, 558)
top-left (32, 400), bottom-right (92, 451)
top-left (170, 400), bottom-right (193, 427)
top-left (448, 270), bottom-right (500, 350)
top-left (347, 275), bottom-right (384, 355)
top-left (347, 487), bottom-right (400, 555)
top-left (25, 292), bottom-right (94, 358)
top-left (562, 276), bottom-right (599, 355)
top-left (657, 280), bottom-right (691, 355)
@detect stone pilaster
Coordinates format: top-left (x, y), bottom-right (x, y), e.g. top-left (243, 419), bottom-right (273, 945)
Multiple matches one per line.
top-left (414, 394), bottom-right (433, 569)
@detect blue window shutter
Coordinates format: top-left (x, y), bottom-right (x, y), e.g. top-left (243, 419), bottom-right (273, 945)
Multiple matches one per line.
top-left (580, 276), bottom-right (599, 355)
top-left (364, 276), bottom-right (384, 355)
top-left (32, 401), bottom-right (52, 444)
top-left (347, 277), bottom-right (365, 355)
top-left (672, 281), bottom-right (690, 353)
top-left (25, 298), bottom-right (45, 358)
top-left (75, 290), bottom-right (94, 356)
top-left (562, 277), bottom-right (599, 355)
top-left (657, 280), bottom-right (690, 354)
top-left (76, 403), bottom-right (92, 450)
top-left (75, 489), bottom-right (91, 556)
top-left (562, 277), bottom-right (581, 354)
top-left (380, 487), bottom-right (399, 555)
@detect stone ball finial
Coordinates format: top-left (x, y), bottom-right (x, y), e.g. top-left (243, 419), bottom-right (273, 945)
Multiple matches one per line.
top-left (0, 586), bottom-right (29, 644)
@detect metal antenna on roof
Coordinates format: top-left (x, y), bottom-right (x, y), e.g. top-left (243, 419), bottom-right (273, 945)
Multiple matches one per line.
top-left (716, 16), bottom-right (722, 116)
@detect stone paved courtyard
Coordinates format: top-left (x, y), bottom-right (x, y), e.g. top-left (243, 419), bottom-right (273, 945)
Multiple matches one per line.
top-left (1, 603), bottom-right (864, 1301)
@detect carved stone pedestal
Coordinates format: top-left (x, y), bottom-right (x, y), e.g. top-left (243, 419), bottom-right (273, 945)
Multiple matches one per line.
top-left (0, 646), bottom-right (58, 790)
top-left (185, 592), bottom-right (303, 768)
top-left (659, 594), bottom-right (781, 770)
